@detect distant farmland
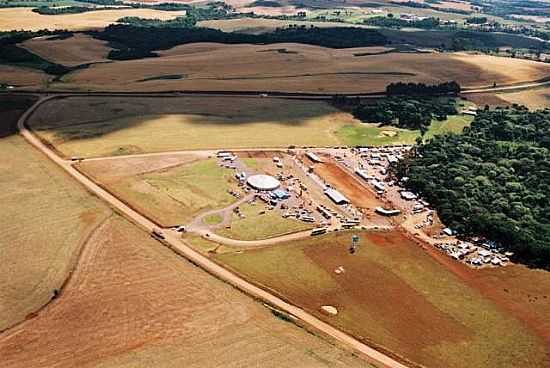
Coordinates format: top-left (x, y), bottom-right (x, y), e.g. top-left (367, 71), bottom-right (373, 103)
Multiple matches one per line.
top-left (58, 43), bottom-right (550, 93)
top-left (21, 34), bottom-right (112, 67)
top-left (0, 7), bottom-right (184, 31)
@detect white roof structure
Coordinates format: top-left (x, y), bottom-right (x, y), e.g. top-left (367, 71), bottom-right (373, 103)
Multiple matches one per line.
top-left (247, 174), bottom-right (280, 191)
top-left (306, 152), bottom-right (322, 163)
top-left (324, 188), bottom-right (349, 204)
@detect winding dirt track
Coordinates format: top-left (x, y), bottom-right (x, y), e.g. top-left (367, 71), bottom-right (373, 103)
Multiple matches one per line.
top-left (17, 96), bottom-right (410, 368)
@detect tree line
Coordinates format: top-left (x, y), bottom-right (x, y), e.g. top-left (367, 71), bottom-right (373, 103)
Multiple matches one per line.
top-left (395, 107), bottom-right (550, 268)
top-left (352, 97), bottom-right (458, 135)
top-left (92, 24), bottom-right (387, 60)
top-left (386, 81), bottom-right (461, 96)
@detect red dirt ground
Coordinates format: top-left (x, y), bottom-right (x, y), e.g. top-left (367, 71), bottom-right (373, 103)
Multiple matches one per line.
top-left (315, 162), bottom-right (383, 210)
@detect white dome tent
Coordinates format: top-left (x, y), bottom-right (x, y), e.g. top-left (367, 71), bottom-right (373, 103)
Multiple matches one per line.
top-left (246, 174), bottom-right (280, 191)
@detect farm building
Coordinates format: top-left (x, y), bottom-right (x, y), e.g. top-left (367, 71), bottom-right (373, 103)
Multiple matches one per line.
top-left (247, 174), bottom-right (281, 191)
top-left (324, 188), bottom-right (349, 204)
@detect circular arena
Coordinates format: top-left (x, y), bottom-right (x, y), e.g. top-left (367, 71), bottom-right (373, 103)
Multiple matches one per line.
top-left (247, 174), bottom-right (280, 191)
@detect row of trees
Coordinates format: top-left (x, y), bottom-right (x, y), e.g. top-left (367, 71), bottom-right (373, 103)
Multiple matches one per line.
top-left (364, 16), bottom-right (441, 29)
top-left (395, 107), bottom-right (550, 268)
top-left (386, 81), bottom-right (461, 96)
top-left (352, 97), bottom-right (458, 135)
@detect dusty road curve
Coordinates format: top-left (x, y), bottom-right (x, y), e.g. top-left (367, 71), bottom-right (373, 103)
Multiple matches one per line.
top-left (16, 97), bottom-right (411, 368)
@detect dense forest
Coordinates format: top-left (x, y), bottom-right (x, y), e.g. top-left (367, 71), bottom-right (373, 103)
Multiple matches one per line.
top-left (395, 107), bottom-right (550, 267)
top-left (353, 97), bottom-right (457, 134)
top-left (92, 25), bottom-right (387, 60)
top-left (386, 81), bottom-right (461, 96)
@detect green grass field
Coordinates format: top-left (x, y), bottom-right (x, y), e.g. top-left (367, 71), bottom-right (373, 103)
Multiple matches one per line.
top-left (336, 114), bottom-right (473, 146)
top-left (203, 213), bottom-right (223, 225)
top-left (109, 158), bottom-right (238, 226)
top-left (216, 230), bottom-right (549, 368)
top-left (216, 203), bottom-right (312, 240)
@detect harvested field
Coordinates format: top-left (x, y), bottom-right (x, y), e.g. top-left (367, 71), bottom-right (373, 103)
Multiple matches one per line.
top-left (58, 43), bottom-right (550, 93)
top-left (496, 86), bottom-right (550, 109)
top-left (217, 230), bottom-right (550, 368)
top-left (0, 130), bottom-right (110, 331)
top-left (198, 17), bottom-right (371, 33)
top-left (0, 7), bottom-right (183, 31)
top-left (21, 33), bottom-right (112, 67)
top-left (0, 64), bottom-right (50, 89)
top-left (0, 216), bottom-right (374, 368)
top-left (78, 155), bottom-right (238, 227)
top-left (462, 93), bottom-right (509, 107)
top-left (28, 96), bottom-right (353, 157)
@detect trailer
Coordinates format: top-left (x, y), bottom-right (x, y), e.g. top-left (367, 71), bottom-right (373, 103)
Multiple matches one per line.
top-left (311, 227), bottom-right (328, 236)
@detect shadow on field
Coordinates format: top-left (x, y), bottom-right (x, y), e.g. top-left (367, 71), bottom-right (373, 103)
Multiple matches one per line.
top-left (28, 96), bottom-right (342, 141)
top-left (0, 95), bottom-right (38, 138)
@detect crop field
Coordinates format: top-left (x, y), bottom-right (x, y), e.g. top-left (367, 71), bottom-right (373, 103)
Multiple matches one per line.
top-left (56, 43), bottom-right (550, 93)
top-left (0, 128), bottom-right (110, 331)
top-left (198, 17), bottom-right (373, 33)
top-left (78, 155), bottom-right (238, 227)
top-left (495, 87), bottom-right (550, 109)
top-left (0, 65), bottom-right (50, 89)
top-left (21, 33), bottom-right (112, 67)
top-left (216, 230), bottom-right (550, 368)
top-left (30, 96), bottom-right (478, 158)
top-left (0, 7), bottom-right (184, 31)
top-left (28, 96), bottom-right (352, 157)
top-left (216, 202), bottom-right (312, 240)
top-left (0, 216), bottom-right (374, 368)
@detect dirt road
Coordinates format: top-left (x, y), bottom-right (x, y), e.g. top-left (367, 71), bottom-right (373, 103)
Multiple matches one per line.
top-left (17, 97), bottom-right (410, 368)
